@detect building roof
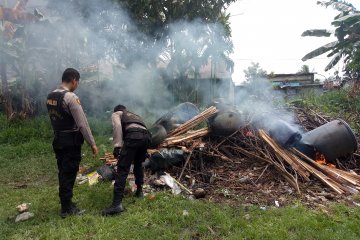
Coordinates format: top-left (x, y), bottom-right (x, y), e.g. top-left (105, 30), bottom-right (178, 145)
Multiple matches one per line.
top-left (268, 73), bottom-right (314, 83)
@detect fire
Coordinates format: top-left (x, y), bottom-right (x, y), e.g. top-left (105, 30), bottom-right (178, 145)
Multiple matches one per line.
top-left (315, 151), bottom-right (336, 168)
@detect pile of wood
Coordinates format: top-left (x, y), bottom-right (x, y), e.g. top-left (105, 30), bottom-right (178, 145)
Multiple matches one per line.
top-left (99, 153), bottom-right (117, 166)
top-left (259, 130), bottom-right (360, 194)
top-left (158, 106), bottom-right (360, 198)
top-left (159, 106), bottom-right (217, 148)
top-left (97, 105), bottom-right (360, 202)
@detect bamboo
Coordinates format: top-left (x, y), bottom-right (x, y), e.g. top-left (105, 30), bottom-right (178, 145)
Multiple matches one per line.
top-left (259, 130), bottom-right (310, 179)
top-left (168, 106), bottom-right (217, 137)
top-left (162, 128), bottom-right (209, 146)
top-left (292, 148), bottom-right (360, 188)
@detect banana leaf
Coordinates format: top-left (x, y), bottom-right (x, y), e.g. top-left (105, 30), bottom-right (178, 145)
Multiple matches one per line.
top-left (326, 47), bottom-right (341, 57)
top-left (301, 29), bottom-right (332, 37)
top-left (332, 13), bottom-right (360, 27)
top-left (331, 2), bottom-right (356, 13)
top-left (302, 41), bottom-right (338, 61)
top-left (325, 52), bottom-right (342, 71)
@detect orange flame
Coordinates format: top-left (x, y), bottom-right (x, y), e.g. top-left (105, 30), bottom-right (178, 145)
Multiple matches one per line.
top-left (315, 151), bottom-right (336, 168)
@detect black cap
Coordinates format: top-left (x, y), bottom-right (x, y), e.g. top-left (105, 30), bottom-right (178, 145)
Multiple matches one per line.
top-left (114, 104), bottom-right (126, 112)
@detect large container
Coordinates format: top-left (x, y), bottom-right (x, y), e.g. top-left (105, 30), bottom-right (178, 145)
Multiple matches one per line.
top-left (296, 119), bottom-right (357, 162)
top-left (154, 102), bottom-right (200, 132)
top-left (149, 102), bottom-right (200, 147)
top-left (251, 113), bottom-right (302, 148)
top-left (207, 99), bottom-right (243, 136)
top-left (148, 124), bottom-right (167, 148)
top-left (208, 110), bottom-right (243, 136)
top-left (268, 119), bottom-right (302, 148)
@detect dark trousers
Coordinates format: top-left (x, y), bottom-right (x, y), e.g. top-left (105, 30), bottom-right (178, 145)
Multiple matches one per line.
top-left (54, 146), bottom-right (82, 209)
top-left (113, 130), bottom-right (150, 204)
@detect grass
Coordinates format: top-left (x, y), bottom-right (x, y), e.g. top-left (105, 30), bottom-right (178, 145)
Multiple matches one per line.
top-left (291, 88), bottom-right (360, 131)
top-left (1, 114), bottom-right (360, 239)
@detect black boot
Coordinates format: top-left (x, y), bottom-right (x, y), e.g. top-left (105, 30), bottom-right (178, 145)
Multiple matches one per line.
top-left (60, 202), bottom-right (85, 218)
top-left (135, 185), bottom-right (144, 198)
top-left (102, 203), bottom-right (124, 216)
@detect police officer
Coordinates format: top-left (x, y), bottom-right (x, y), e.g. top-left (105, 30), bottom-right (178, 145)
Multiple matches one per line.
top-left (102, 104), bottom-right (151, 215)
top-left (47, 68), bottom-right (98, 218)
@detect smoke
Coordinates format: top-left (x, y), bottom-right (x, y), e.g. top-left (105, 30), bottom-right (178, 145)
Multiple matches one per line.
top-left (6, 0), bottom-right (233, 121)
top-left (235, 78), bottom-right (304, 146)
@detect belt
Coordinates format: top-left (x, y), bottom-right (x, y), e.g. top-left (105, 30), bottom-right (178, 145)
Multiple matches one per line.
top-left (125, 128), bottom-right (148, 133)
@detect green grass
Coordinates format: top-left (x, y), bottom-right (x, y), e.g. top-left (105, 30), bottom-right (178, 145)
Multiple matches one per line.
top-left (290, 88), bottom-right (360, 132)
top-left (2, 114), bottom-right (360, 239)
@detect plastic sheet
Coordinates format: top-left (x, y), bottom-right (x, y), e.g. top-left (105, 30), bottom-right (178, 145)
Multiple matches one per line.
top-left (148, 148), bottom-right (185, 172)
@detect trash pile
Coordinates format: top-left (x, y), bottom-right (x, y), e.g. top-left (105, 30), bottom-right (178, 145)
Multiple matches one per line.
top-left (14, 203), bottom-right (34, 223)
top-left (87, 102), bottom-right (360, 207)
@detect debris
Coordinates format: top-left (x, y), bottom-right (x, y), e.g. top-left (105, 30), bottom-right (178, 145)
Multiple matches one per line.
top-left (15, 203), bottom-right (33, 223)
top-left (15, 212), bottom-right (34, 223)
top-left (147, 148), bottom-right (185, 172)
top-left (87, 171), bottom-right (100, 186)
top-left (100, 152), bottom-right (118, 166)
top-left (147, 193), bottom-right (156, 201)
top-left (96, 165), bottom-right (115, 181)
top-left (16, 203), bottom-right (30, 213)
top-left (182, 210), bottom-right (189, 216)
top-left (79, 165), bottom-right (90, 174)
top-left (193, 188), bottom-right (206, 199)
top-left (160, 174), bottom-right (181, 195)
top-left (76, 174), bottom-right (88, 185)
top-left (78, 105), bottom-right (360, 207)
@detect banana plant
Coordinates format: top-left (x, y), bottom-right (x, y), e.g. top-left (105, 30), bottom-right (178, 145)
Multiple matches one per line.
top-left (302, 0), bottom-right (360, 71)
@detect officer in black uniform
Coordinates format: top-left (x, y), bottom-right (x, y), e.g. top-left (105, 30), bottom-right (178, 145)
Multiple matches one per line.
top-left (102, 104), bottom-right (151, 215)
top-left (47, 68), bottom-right (98, 218)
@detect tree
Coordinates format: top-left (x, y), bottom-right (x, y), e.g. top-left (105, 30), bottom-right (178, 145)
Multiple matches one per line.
top-left (244, 62), bottom-right (267, 82)
top-left (113, 0), bottom-right (237, 103)
top-left (0, 0), bottom-right (42, 120)
top-left (43, 0), bottom-right (238, 109)
top-left (301, 1), bottom-right (360, 72)
top-left (297, 65), bottom-right (310, 74)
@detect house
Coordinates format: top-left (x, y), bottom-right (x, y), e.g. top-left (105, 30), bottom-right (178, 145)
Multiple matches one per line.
top-left (268, 73), bottom-right (323, 96)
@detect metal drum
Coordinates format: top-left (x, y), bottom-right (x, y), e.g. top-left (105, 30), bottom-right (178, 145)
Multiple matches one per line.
top-left (208, 110), bottom-right (243, 136)
top-left (149, 102), bottom-right (200, 147)
top-left (148, 124), bottom-right (167, 148)
top-left (154, 102), bottom-right (200, 132)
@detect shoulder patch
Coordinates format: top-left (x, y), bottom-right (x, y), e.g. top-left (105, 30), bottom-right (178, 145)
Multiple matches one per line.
top-left (76, 98), bottom-right (81, 105)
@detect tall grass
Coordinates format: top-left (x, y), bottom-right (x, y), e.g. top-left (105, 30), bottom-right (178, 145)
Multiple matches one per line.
top-left (292, 89), bottom-right (360, 131)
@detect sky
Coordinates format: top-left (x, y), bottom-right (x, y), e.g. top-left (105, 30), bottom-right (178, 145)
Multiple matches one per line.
top-left (228, 0), bottom-right (360, 85)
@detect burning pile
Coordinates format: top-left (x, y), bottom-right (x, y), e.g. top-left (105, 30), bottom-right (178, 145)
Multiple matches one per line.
top-left (145, 103), bottom-right (360, 201)
top-left (95, 103), bottom-right (360, 205)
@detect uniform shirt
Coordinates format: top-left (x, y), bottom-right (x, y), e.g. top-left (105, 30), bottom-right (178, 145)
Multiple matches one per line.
top-left (52, 86), bottom-right (96, 146)
top-left (112, 110), bottom-right (146, 148)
